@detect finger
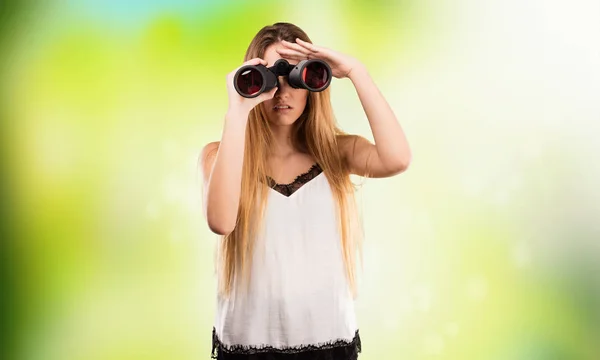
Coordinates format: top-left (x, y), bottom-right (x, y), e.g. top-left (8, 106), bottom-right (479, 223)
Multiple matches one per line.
top-left (230, 58), bottom-right (263, 78)
top-left (242, 57), bottom-right (267, 66)
top-left (295, 39), bottom-right (335, 61)
top-left (277, 53), bottom-right (310, 61)
top-left (281, 40), bottom-right (313, 55)
top-left (276, 48), bottom-right (311, 60)
top-left (297, 40), bottom-right (336, 61)
top-left (295, 38), bottom-right (320, 53)
top-left (258, 87), bottom-right (278, 102)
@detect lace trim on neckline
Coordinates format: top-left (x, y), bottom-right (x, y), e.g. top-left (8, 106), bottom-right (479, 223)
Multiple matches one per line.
top-left (211, 327), bottom-right (361, 358)
top-left (267, 163), bottom-right (323, 197)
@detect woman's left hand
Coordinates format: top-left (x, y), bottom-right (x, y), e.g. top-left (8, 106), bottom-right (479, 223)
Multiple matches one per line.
top-left (276, 38), bottom-right (362, 79)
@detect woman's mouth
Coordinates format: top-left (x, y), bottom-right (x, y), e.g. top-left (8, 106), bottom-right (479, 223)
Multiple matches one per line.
top-left (273, 105), bottom-right (292, 113)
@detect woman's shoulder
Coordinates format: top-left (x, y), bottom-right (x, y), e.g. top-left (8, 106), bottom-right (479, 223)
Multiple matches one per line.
top-left (199, 141), bottom-right (220, 162)
top-left (198, 141), bottom-right (220, 179)
top-left (201, 141), bottom-right (220, 154)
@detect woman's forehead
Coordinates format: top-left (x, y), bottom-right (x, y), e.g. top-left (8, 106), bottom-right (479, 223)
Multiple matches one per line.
top-left (264, 43), bottom-right (298, 67)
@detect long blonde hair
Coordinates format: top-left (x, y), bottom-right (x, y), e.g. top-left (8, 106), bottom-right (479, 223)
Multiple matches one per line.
top-left (217, 22), bottom-right (363, 299)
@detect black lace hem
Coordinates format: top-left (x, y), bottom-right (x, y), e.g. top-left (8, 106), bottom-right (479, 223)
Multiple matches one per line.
top-left (211, 327), bottom-right (361, 359)
top-left (267, 163), bottom-right (323, 197)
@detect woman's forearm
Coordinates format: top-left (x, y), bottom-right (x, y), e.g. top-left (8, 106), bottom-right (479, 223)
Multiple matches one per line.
top-left (205, 110), bottom-right (249, 235)
top-left (348, 65), bottom-right (412, 169)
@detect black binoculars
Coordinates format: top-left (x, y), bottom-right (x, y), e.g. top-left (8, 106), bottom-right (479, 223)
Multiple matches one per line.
top-left (234, 58), bottom-right (332, 98)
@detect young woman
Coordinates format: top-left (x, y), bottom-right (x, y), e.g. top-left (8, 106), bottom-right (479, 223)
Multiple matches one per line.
top-left (200, 22), bottom-right (411, 360)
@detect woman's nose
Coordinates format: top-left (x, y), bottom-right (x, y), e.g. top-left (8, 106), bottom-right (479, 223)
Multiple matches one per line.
top-left (277, 76), bottom-right (291, 91)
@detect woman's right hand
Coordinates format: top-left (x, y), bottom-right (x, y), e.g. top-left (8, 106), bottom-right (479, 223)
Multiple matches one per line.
top-left (226, 58), bottom-right (277, 115)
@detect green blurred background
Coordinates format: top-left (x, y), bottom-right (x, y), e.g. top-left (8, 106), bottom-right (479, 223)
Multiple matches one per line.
top-left (2, 0), bottom-right (599, 359)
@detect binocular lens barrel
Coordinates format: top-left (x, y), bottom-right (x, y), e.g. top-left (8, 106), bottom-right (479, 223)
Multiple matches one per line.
top-left (235, 66), bottom-right (278, 98)
top-left (236, 68), bottom-right (263, 97)
top-left (299, 61), bottom-right (330, 90)
top-left (234, 59), bottom-right (331, 98)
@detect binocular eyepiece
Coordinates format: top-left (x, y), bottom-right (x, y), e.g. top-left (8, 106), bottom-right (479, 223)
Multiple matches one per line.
top-left (234, 58), bottom-right (332, 98)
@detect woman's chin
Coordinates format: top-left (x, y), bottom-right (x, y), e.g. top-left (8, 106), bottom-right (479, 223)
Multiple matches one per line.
top-left (268, 113), bottom-right (301, 126)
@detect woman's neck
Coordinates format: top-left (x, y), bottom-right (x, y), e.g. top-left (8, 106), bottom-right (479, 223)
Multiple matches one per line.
top-left (269, 125), bottom-right (299, 158)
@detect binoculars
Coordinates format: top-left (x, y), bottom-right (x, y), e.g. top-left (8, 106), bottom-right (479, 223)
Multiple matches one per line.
top-left (234, 58), bottom-right (332, 98)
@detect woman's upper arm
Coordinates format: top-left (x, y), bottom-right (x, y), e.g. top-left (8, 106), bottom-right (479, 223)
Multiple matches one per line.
top-left (337, 134), bottom-right (401, 178)
top-left (338, 134), bottom-right (372, 177)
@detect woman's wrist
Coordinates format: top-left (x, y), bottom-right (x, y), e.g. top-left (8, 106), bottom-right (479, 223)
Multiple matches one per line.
top-left (347, 62), bottom-right (368, 82)
top-left (226, 107), bottom-right (250, 122)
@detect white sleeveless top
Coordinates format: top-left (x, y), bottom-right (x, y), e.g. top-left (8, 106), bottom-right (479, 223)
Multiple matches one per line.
top-left (212, 164), bottom-right (360, 357)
